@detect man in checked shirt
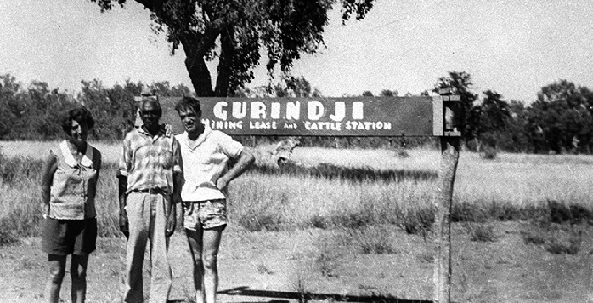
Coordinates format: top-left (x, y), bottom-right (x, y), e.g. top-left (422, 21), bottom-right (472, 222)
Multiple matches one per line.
top-left (117, 96), bottom-right (183, 303)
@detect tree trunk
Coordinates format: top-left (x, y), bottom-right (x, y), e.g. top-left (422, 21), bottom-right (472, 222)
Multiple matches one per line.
top-left (215, 27), bottom-right (235, 97)
top-left (184, 54), bottom-right (214, 97)
top-left (181, 28), bottom-right (221, 97)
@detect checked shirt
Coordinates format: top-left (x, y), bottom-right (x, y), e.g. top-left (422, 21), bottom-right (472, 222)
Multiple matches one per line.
top-left (118, 126), bottom-right (182, 194)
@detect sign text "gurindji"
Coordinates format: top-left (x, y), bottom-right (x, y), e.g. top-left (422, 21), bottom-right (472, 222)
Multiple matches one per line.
top-left (160, 96), bottom-right (434, 136)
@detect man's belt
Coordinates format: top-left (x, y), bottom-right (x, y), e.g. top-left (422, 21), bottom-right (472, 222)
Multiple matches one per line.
top-left (130, 188), bottom-right (166, 194)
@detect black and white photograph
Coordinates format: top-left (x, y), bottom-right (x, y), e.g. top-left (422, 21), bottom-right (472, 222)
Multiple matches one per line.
top-left (1, 1), bottom-right (593, 302)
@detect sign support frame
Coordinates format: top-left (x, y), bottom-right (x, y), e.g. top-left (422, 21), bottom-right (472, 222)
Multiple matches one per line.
top-left (432, 89), bottom-right (461, 303)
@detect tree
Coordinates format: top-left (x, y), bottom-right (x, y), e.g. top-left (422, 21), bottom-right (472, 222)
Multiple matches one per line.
top-left (285, 76), bottom-right (312, 97)
top-left (27, 81), bottom-right (72, 139)
top-left (80, 79), bottom-right (136, 139)
top-left (230, 75), bottom-right (320, 98)
top-left (477, 90), bottom-right (510, 150)
top-left (142, 81), bottom-right (193, 97)
top-left (362, 90), bottom-right (374, 97)
top-left (270, 75), bottom-right (320, 97)
top-left (380, 89), bottom-right (397, 97)
top-left (0, 74), bottom-right (75, 140)
top-left (91, 0), bottom-right (375, 97)
top-left (0, 74), bottom-right (21, 139)
top-left (271, 75), bottom-right (312, 97)
top-left (501, 100), bottom-right (530, 152)
top-left (527, 80), bottom-right (593, 154)
top-left (169, 83), bottom-right (193, 97)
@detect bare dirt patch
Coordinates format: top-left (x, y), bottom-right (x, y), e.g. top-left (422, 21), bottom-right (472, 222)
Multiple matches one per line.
top-left (1, 222), bottom-right (592, 303)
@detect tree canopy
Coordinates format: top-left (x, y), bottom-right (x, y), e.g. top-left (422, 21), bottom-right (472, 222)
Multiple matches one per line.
top-left (90, 0), bottom-right (375, 97)
top-left (527, 80), bottom-right (593, 154)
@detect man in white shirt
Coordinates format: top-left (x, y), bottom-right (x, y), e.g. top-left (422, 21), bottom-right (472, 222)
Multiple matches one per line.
top-left (174, 96), bottom-right (255, 303)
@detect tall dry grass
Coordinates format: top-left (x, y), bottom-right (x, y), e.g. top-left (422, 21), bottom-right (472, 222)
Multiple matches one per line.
top-left (0, 140), bottom-right (122, 164)
top-left (1, 140), bottom-right (592, 238)
top-left (455, 152), bottom-right (593, 208)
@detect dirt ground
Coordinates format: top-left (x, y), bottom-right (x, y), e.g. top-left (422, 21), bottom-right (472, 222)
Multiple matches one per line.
top-left (1, 222), bottom-right (592, 303)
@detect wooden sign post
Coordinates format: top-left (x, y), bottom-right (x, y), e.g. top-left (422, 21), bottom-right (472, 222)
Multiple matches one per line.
top-left (432, 89), bottom-right (461, 303)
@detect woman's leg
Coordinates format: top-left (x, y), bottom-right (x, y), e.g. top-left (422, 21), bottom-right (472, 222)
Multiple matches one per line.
top-left (70, 254), bottom-right (89, 303)
top-left (202, 226), bottom-right (224, 303)
top-left (186, 228), bottom-right (205, 303)
top-left (46, 254), bottom-right (67, 303)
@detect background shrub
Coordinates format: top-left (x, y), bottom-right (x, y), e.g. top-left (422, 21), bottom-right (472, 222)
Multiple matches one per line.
top-left (466, 223), bottom-right (497, 242)
top-left (481, 145), bottom-right (498, 160)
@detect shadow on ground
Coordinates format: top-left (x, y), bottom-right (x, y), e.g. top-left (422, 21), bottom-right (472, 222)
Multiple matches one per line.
top-left (219, 286), bottom-right (434, 303)
top-left (249, 162), bottom-right (437, 183)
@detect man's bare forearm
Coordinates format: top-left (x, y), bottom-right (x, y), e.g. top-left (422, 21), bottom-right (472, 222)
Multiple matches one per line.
top-left (117, 173), bottom-right (127, 214)
top-left (40, 154), bottom-right (56, 216)
top-left (41, 186), bottom-right (50, 215)
top-left (172, 171), bottom-right (183, 208)
top-left (222, 150), bottom-right (255, 182)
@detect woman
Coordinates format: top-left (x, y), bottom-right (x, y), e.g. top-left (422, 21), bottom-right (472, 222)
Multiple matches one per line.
top-left (174, 96), bottom-right (254, 303)
top-left (40, 107), bottom-right (101, 303)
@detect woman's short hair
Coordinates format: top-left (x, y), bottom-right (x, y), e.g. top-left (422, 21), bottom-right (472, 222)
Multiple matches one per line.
top-left (174, 96), bottom-right (201, 114)
top-left (61, 107), bottom-right (95, 134)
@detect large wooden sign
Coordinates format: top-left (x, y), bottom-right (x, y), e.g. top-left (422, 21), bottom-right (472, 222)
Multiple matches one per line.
top-left (159, 96), bottom-right (435, 136)
top-left (145, 91), bottom-right (460, 303)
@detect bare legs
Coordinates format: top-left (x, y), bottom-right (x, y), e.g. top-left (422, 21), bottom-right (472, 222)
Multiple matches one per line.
top-left (185, 226), bottom-right (224, 303)
top-left (46, 254), bottom-right (89, 303)
top-left (46, 254), bottom-right (65, 303)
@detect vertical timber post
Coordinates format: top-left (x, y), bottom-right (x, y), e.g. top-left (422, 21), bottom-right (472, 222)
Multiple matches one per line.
top-left (432, 89), bottom-right (461, 303)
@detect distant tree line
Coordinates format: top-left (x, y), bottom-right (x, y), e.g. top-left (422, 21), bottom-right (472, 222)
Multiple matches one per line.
top-left (2, 72), bottom-right (593, 154)
top-left (0, 74), bottom-right (190, 140)
top-left (433, 72), bottom-right (593, 154)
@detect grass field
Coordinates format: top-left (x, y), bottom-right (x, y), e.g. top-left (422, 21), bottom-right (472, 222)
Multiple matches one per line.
top-left (1, 140), bottom-right (593, 236)
top-left (1, 140), bottom-right (593, 302)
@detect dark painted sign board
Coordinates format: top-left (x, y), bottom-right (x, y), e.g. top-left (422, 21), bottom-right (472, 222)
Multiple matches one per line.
top-left (157, 96), bottom-right (435, 137)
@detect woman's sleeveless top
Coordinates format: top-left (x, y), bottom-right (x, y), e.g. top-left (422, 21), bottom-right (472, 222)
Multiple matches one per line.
top-left (49, 141), bottom-right (98, 220)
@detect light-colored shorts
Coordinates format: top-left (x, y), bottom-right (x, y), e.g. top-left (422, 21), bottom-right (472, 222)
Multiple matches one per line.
top-left (183, 199), bottom-right (228, 231)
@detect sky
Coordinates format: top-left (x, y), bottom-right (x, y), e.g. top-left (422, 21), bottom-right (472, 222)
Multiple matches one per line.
top-left (1, 0), bottom-right (593, 103)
